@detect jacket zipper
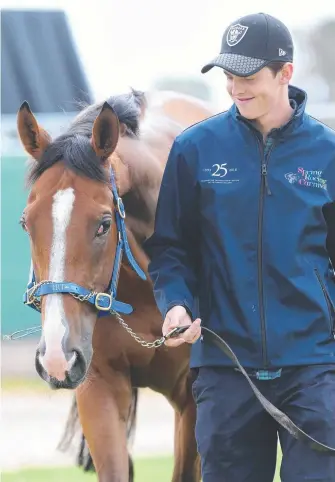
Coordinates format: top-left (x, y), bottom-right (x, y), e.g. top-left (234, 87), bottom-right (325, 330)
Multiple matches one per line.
top-left (314, 268), bottom-right (335, 339)
top-left (256, 137), bottom-right (275, 368)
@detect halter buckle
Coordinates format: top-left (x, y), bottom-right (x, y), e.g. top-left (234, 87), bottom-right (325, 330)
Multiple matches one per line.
top-left (117, 197), bottom-right (126, 219)
top-left (95, 293), bottom-right (113, 311)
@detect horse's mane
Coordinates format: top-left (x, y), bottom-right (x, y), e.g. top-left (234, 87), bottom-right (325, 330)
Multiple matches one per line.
top-left (27, 89), bottom-right (146, 186)
top-left (26, 89), bottom-right (189, 243)
top-left (26, 88), bottom-right (214, 244)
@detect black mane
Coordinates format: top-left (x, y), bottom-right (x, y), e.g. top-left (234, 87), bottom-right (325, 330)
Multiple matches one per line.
top-left (27, 89), bottom-right (145, 186)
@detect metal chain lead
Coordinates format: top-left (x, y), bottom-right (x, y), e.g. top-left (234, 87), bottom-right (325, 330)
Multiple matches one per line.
top-left (2, 325), bottom-right (42, 340)
top-left (4, 310), bottom-right (166, 347)
top-left (112, 310), bottom-right (166, 348)
top-left (70, 292), bottom-right (97, 302)
top-left (6, 282), bottom-right (166, 348)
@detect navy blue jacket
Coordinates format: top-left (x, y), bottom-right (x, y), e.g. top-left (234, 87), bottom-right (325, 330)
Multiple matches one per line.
top-left (144, 86), bottom-right (335, 369)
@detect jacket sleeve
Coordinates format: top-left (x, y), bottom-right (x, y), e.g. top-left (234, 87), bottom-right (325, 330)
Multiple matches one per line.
top-left (143, 138), bottom-right (200, 320)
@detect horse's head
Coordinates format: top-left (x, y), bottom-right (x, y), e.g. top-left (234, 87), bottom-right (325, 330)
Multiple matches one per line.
top-left (17, 97), bottom-right (143, 389)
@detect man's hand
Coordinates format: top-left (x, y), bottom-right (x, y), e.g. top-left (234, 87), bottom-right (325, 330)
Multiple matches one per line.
top-left (163, 305), bottom-right (201, 347)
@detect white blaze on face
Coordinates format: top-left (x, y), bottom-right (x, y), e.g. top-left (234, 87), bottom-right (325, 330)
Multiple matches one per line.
top-left (40, 188), bottom-right (76, 380)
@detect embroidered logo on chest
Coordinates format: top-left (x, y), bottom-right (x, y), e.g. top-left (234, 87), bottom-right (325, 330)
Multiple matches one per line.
top-left (201, 163), bottom-right (240, 184)
top-left (285, 167), bottom-right (327, 190)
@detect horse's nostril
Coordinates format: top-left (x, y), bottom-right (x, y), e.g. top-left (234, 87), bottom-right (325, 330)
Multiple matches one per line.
top-left (68, 349), bottom-right (87, 383)
top-left (67, 351), bottom-right (77, 370)
top-left (35, 350), bottom-right (50, 383)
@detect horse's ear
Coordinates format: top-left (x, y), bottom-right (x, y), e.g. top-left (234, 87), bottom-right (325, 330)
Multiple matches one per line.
top-left (17, 101), bottom-right (52, 161)
top-left (91, 102), bottom-right (120, 160)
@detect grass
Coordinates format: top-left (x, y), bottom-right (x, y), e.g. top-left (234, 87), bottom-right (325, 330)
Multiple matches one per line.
top-left (2, 454), bottom-right (282, 481)
top-left (2, 456), bottom-right (172, 481)
top-left (1, 376), bottom-right (51, 393)
top-left (2, 378), bottom-right (282, 480)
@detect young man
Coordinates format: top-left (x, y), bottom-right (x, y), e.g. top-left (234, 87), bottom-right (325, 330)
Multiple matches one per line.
top-left (144, 12), bottom-right (335, 482)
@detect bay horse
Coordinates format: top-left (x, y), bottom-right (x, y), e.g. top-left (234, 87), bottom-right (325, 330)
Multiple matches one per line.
top-left (16, 89), bottom-right (217, 482)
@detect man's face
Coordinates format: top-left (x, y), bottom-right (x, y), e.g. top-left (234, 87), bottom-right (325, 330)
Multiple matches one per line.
top-left (225, 64), bottom-right (293, 120)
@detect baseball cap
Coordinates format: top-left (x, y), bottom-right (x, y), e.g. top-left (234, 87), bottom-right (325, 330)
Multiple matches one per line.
top-left (201, 13), bottom-right (293, 77)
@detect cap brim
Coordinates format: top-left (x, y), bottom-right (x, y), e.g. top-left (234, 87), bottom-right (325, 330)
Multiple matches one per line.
top-left (201, 53), bottom-right (268, 77)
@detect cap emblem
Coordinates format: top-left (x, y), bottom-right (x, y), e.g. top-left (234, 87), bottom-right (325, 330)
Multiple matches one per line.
top-left (226, 23), bottom-right (249, 47)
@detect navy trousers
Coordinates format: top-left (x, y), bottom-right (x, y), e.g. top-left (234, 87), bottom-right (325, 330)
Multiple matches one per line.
top-left (192, 365), bottom-right (335, 482)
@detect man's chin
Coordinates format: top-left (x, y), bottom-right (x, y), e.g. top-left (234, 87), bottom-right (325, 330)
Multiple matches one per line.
top-left (238, 108), bottom-right (257, 121)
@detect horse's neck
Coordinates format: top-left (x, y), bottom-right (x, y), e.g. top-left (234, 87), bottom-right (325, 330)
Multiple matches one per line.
top-left (117, 230), bottom-right (162, 331)
top-left (124, 225), bottom-right (149, 272)
top-left (114, 144), bottom-right (164, 244)
top-left (123, 215), bottom-right (152, 246)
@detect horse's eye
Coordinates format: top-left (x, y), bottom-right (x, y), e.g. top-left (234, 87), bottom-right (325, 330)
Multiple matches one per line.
top-left (96, 218), bottom-right (112, 237)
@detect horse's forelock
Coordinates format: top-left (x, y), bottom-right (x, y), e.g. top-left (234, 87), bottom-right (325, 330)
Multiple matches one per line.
top-left (26, 90), bottom-right (147, 187)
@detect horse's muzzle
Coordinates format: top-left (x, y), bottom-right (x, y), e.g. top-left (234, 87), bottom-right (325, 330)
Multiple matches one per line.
top-left (35, 348), bottom-right (88, 389)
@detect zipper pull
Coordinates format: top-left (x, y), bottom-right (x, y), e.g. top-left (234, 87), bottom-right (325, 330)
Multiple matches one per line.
top-left (261, 164), bottom-right (272, 195)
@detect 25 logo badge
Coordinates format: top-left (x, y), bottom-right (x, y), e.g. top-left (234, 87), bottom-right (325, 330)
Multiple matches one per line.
top-left (212, 163), bottom-right (228, 177)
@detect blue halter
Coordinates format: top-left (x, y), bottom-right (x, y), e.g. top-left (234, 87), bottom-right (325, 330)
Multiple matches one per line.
top-left (23, 168), bottom-right (147, 317)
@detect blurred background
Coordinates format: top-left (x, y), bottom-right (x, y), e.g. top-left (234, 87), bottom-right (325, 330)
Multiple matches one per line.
top-left (1, 1), bottom-right (335, 480)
